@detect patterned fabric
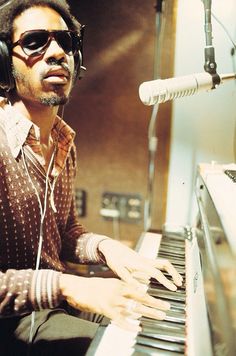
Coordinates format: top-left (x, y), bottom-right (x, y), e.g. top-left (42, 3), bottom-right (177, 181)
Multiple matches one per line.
top-left (0, 99), bottom-right (108, 316)
top-left (0, 269), bottom-right (61, 316)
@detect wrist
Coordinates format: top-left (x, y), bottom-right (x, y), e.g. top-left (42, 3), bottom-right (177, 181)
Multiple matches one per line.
top-left (59, 273), bottom-right (76, 296)
top-left (96, 236), bottom-right (111, 262)
top-left (59, 273), bottom-right (84, 298)
top-left (59, 273), bottom-right (70, 298)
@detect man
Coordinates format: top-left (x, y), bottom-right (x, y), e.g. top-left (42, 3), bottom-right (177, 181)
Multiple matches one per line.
top-left (0, 1), bottom-right (183, 355)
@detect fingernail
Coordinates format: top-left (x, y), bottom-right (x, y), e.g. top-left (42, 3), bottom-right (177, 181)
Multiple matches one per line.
top-left (176, 280), bottom-right (182, 286)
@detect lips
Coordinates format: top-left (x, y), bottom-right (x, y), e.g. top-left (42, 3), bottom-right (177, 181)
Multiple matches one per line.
top-left (43, 67), bottom-right (70, 84)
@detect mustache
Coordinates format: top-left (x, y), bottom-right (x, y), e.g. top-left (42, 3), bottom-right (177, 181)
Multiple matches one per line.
top-left (45, 58), bottom-right (72, 77)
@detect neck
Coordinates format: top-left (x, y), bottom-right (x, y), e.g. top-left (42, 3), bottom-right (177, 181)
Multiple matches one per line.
top-left (11, 98), bottom-right (59, 146)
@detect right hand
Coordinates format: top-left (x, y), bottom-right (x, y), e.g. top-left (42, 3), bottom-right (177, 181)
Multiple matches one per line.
top-left (60, 274), bottom-right (170, 331)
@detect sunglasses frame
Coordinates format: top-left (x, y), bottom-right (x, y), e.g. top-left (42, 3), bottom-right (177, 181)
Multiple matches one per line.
top-left (12, 29), bottom-right (83, 57)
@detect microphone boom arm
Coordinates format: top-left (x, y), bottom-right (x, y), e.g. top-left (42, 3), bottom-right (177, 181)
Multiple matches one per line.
top-left (202, 0), bottom-right (221, 88)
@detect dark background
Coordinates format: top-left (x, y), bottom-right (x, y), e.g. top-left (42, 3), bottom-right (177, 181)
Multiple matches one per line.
top-left (65, 0), bottom-right (177, 246)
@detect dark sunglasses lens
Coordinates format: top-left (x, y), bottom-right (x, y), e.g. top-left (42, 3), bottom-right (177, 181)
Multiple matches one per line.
top-left (56, 31), bottom-right (74, 55)
top-left (22, 31), bottom-right (48, 55)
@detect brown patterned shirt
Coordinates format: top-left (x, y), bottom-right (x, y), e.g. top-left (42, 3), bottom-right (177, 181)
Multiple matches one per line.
top-left (0, 98), bottom-right (108, 317)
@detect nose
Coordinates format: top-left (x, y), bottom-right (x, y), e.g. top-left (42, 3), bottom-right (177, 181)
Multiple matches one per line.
top-left (45, 38), bottom-right (66, 61)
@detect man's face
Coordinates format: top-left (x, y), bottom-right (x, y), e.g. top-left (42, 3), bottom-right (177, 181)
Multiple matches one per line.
top-left (11, 6), bottom-right (75, 106)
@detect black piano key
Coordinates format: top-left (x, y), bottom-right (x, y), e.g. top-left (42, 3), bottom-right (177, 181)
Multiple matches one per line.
top-left (158, 242), bottom-right (185, 250)
top-left (161, 234), bottom-right (185, 242)
top-left (140, 318), bottom-right (185, 337)
top-left (158, 246), bottom-right (185, 254)
top-left (141, 311), bottom-right (186, 325)
top-left (132, 344), bottom-right (183, 355)
top-left (159, 239), bottom-right (185, 247)
top-left (133, 232), bottom-right (186, 355)
top-left (159, 248), bottom-right (185, 257)
top-left (139, 328), bottom-right (185, 344)
top-left (140, 318), bottom-right (185, 332)
top-left (140, 329), bottom-right (185, 344)
top-left (148, 288), bottom-right (186, 303)
top-left (159, 246), bottom-right (184, 254)
top-left (166, 309), bottom-right (186, 321)
top-left (165, 314), bottom-right (185, 324)
top-left (169, 302), bottom-right (186, 312)
top-left (161, 243), bottom-right (185, 249)
top-left (136, 334), bottom-right (185, 353)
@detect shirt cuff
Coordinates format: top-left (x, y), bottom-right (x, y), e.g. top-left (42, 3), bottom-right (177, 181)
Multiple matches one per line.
top-left (0, 269), bottom-right (62, 317)
top-left (30, 270), bottom-right (63, 310)
top-left (75, 233), bottom-right (110, 264)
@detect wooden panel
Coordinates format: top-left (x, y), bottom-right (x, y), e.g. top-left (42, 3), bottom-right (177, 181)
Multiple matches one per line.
top-left (66, 0), bottom-right (177, 245)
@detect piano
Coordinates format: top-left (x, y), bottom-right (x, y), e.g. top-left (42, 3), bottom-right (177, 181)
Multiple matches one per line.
top-left (86, 163), bottom-right (236, 356)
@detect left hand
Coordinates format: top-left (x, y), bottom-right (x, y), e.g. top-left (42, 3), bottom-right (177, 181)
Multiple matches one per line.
top-left (98, 239), bottom-right (183, 291)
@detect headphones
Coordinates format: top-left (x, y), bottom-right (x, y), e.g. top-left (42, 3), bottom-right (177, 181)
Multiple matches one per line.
top-left (0, 38), bottom-right (15, 91)
top-left (0, 34), bottom-right (86, 92)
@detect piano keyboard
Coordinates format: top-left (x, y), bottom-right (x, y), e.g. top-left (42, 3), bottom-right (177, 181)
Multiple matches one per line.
top-left (87, 164), bottom-right (236, 355)
top-left (86, 231), bottom-right (188, 356)
top-left (133, 232), bottom-right (186, 355)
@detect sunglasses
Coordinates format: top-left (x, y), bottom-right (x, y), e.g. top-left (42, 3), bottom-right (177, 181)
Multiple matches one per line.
top-left (12, 29), bottom-right (83, 57)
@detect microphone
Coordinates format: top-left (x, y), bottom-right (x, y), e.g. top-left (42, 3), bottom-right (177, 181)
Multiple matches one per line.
top-left (139, 72), bottom-right (236, 105)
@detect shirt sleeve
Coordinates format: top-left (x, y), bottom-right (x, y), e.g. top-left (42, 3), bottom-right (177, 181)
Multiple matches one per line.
top-left (74, 232), bottom-right (110, 264)
top-left (0, 269), bottom-right (62, 317)
top-left (60, 191), bottom-right (110, 264)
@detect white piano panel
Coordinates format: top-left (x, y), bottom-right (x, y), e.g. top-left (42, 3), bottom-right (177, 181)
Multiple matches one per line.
top-left (186, 234), bottom-right (213, 356)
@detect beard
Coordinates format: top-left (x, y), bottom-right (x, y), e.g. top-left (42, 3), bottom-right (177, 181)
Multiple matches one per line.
top-left (39, 91), bottom-right (69, 106)
top-left (12, 68), bottom-right (71, 107)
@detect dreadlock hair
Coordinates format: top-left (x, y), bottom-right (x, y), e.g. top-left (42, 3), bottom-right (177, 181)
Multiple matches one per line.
top-left (0, 0), bottom-right (83, 93)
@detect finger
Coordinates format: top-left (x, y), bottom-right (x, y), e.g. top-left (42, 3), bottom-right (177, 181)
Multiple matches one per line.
top-left (107, 301), bottom-right (141, 332)
top-left (146, 268), bottom-right (178, 291)
top-left (135, 303), bottom-right (166, 320)
top-left (122, 291), bottom-right (170, 312)
top-left (154, 259), bottom-right (183, 286)
top-left (131, 271), bottom-right (150, 284)
top-left (121, 299), bottom-right (167, 321)
top-left (115, 266), bottom-right (142, 288)
top-left (112, 317), bottom-right (141, 333)
top-left (138, 294), bottom-right (170, 311)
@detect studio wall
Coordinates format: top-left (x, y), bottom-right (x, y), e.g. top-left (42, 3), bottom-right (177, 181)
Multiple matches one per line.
top-left (66, 0), bottom-right (177, 245)
top-left (166, 0), bottom-right (236, 226)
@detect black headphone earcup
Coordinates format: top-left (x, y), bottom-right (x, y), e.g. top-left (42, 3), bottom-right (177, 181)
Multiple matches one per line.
top-left (74, 50), bottom-right (86, 81)
top-left (0, 40), bottom-right (15, 91)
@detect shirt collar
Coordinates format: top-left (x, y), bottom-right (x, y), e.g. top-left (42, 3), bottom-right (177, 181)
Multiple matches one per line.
top-left (0, 97), bottom-right (76, 160)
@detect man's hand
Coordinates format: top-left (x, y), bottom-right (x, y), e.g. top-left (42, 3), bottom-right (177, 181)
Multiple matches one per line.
top-left (98, 239), bottom-right (183, 291)
top-left (60, 274), bottom-right (170, 331)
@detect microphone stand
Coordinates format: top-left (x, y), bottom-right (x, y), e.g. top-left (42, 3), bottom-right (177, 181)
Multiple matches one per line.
top-left (144, 0), bottom-right (166, 231)
top-left (202, 0), bottom-right (220, 85)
